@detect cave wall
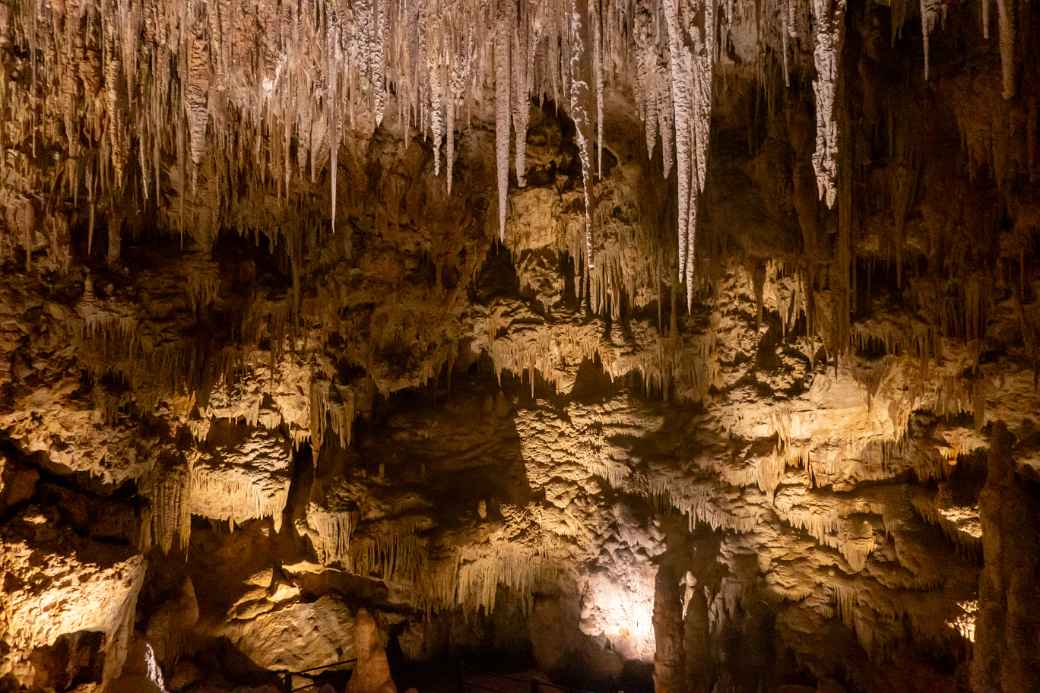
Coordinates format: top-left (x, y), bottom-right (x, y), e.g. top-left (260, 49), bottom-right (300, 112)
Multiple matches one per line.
top-left (2, 1), bottom-right (1040, 692)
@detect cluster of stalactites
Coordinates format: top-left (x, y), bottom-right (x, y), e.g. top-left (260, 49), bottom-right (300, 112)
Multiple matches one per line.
top-left (418, 542), bottom-right (559, 615)
top-left (6, 0), bottom-right (606, 241)
top-left (921, 0), bottom-right (1016, 100)
top-left (631, 0), bottom-right (767, 308)
top-left (665, 0), bottom-right (717, 308)
top-left (309, 379), bottom-right (356, 459)
top-left (8, 0), bottom-right (1025, 291)
top-left (489, 0), bottom-right (600, 275)
top-left (5, 0), bottom-right (872, 296)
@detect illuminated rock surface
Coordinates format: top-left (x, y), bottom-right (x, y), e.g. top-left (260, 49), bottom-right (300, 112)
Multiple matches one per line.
top-left (1, 1), bottom-right (1039, 692)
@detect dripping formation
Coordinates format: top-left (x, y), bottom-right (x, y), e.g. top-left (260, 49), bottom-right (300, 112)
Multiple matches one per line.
top-left (1, 0), bottom-right (937, 300)
top-left (2, 1), bottom-right (1040, 692)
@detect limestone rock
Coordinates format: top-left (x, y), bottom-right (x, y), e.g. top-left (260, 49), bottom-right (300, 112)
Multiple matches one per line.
top-left (0, 512), bottom-right (146, 686)
top-left (973, 425), bottom-right (1040, 692)
top-left (219, 595), bottom-right (355, 674)
top-left (0, 3), bottom-right (1039, 691)
top-left (191, 428), bottom-right (293, 531)
top-left (346, 609), bottom-right (397, 693)
top-left (146, 577), bottom-right (200, 666)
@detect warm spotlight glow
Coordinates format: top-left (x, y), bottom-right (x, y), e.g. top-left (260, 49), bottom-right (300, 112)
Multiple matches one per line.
top-left (144, 643), bottom-right (168, 692)
top-left (579, 572), bottom-right (656, 662)
top-left (947, 600), bottom-right (977, 642)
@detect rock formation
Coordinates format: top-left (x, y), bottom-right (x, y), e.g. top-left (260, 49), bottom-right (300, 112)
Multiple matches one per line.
top-left (346, 610), bottom-right (396, 693)
top-left (1, 0), bottom-right (1039, 692)
top-left (973, 424), bottom-right (1040, 693)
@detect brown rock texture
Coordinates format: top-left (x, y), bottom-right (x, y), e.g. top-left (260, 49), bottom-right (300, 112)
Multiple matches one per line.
top-left (346, 610), bottom-right (396, 693)
top-left (973, 424), bottom-right (1040, 693)
top-left (0, 1), bottom-right (1039, 692)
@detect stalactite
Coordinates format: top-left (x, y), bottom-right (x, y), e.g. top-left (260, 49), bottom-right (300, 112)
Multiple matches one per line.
top-left (75, 274), bottom-right (140, 360)
top-left (10, 0), bottom-right (1012, 336)
top-left (349, 526), bottom-right (426, 584)
top-left (646, 474), bottom-right (762, 533)
top-left (364, 0), bottom-right (388, 126)
top-left (190, 459), bottom-right (290, 534)
top-left (494, 0), bottom-right (512, 241)
top-left (996, 0), bottom-right (1015, 99)
top-left (810, 0), bottom-right (845, 208)
top-left (484, 311), bottom-right (716, 401)
top-left (422, 7), bottom-right (446, 177)
top-left (103, 29), bottom-right (127, 188)
top-left (919, 0), bottom-right (946, 81)
top-left (87, 166), bottom-right (97, 254)
top-left (591, 0), bottom-right (604, 178)
top-left (663, 0), bottom-right (693, 278)
top-left (758, 451), bottom-right (787, 500)
top-left (634, 4), bottom-right (659, 161)
top-left (833, 583), bottom-right (857, 627)
top-left (447, 35), bottom-right (472, 195)
top-left (310, 380), bottom-right (356, 458)
top-left (308, 504), bottom-right (354, 565)
top-left (186, 19), bottom-right (210, 193)
top-left (142, 457), bottom-right (194, 554)
top-left (452, 543), bottom-right (557, 615)
top-left (708, 577), bottom-right (749, 631)
top-left (0, 0), bottom-right (713, 267)
top-left (781, 0), bottom-right (791, 88)
top-left (569, 0), bottom-right (595, 272)
top-left (949, 600), bottom-right (978, 642)
top-left (327, 8), bottom-right (341, 234)
top-left (511, 18), bottom-right (530, 188)
top-left (686, 0), bottom-right (717, 306)
top-left (657, 54), bottom-right (675, 180)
